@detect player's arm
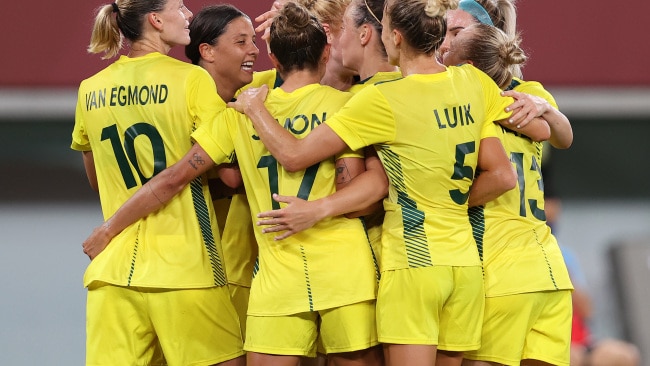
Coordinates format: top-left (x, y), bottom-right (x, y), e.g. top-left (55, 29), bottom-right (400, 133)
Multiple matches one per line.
top-left (496, 116), bottom-right (551, 142)
top-left (468, 137), bottom-right (517, 207)
top-left (82, 143), bottom-right (216, 259)
top-left (228, 85), bottom-right (348, 171)
top-left (339, 147), bottom-right (387, 218)
top-left (502, 90), bottom-right (573, 148)
top-left (82, 150), bottom-right (99, 192)
top-left (257, 153), bottom-right (389, 240)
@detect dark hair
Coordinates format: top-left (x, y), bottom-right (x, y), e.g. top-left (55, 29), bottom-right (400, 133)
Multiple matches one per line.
top-left (385, 0), bottom-right (458, 55)
top-left (350, 0), bottom-right (387, 56)
top-left (269, 2), bottom-right (328, 73)
top-left (88, 0), bottom-right (168, 59)
top-left (185, 4), bottom-right (248, 65)
top-left (352, 0), bottom-right (384, 29)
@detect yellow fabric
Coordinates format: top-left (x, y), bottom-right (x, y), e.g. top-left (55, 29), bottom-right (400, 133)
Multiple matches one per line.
top-left (464, 291), bottom-right (572, 366)
top-left (376, 266), bottom-right (484, 349)
top-left (347, 71), bottom-right (402, 279)
top-left (71, 53), bottom-right (228, 288)
top-left (326, 65), bottom-right (513, 270)
top-left (86, 282), bottom-right (244, 365)
top-left (474, 78), bottom-right (573, 297)
top-left (245, 300), bottom-right (378, 356)
top-left (221, 193), bottom-right (258, 287)
top-left (192, 83), bottom-right (377, 315)
top-left (347, 71), bottom-right (402, 94)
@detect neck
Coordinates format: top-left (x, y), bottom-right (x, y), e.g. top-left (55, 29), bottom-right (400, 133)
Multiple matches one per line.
top-left (320, 61), bottom-right (356, 91)
top-left (280, 69), bottom-right (321, 93)
top-left (358, 55), bottom-right (399, 81)
top-left (201, 61), bottom-right (238, 102)
top-left (128, 38), bottom-right (170, 58)
top-left (398, 51), bottom-right (445, 77)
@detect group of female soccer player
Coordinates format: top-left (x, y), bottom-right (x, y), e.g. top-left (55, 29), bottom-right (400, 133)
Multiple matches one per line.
top-left (72, 0), bottom-right (573, 365)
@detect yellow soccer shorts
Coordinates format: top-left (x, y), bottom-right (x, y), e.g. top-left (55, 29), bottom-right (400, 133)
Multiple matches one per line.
top-left (464, 290), bottom-right (572, 366)
top-left (376, 266), bottom-right (484, 351)
top-left (244, 300), bottom-right (378, 357)
top-left (228, 283), bottom-right (251, 338)
top-left (86, 282), bottom-right (244, 366)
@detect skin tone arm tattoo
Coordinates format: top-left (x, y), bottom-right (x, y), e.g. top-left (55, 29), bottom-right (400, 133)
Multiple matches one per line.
top-left (188, 152), bottom-right (206, 170)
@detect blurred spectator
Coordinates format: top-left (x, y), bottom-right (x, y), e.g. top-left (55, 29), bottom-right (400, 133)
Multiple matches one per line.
top-left (561, 245), bottom-right (641, 366)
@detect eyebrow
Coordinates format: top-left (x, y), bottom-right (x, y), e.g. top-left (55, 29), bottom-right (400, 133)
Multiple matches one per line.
top-left (448, 26), bottom-right (466, 32)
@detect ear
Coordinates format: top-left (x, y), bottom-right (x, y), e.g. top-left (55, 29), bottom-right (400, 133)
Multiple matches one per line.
top-left (148, 12), bottom-right (164, 31)
top-left (359, 24), bottom-right (372, 47)
top-left (392, 28), bottom-right (402, 49)
top-left (269, 52), bottom-right (281, 70)
top-left (321, 23), bottom-right (333, 44)
top-left (199, 43), bottom-right (215, 62)
top-left (321, 43), bottom-right (331, 65)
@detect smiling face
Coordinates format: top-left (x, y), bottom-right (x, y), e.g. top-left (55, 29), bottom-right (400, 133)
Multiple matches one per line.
top-left (210, 16), bottom-right (259, 92)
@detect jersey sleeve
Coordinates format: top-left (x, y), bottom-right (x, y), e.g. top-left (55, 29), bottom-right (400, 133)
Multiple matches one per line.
top-left (70, 83), bottom-right (92, 152)
top-left (472, 66), bottom-right (514, 126)
top-left (191, 108), bottom-right (238, 165)
top-left (326, 85), bottom-right (396, 151)
top-left (514, 80), bottom-right (559, 109)
top-left (186, 67), bottom-right (227, 131)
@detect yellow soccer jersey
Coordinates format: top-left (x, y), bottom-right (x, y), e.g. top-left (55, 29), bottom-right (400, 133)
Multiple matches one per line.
top-left (326, 65), bottom-right (513, 271)
top-left (471, 78), bottom-right (573, 297)
top-left (347, 71), bottom-right (402, 94)
top-left (192, 83), bottom-right (377, 316)
top-left (71, 52), bottom-right (228, 288)
top-left (347, 71), bottom-right (402, 279)
top-left (237, 69), bottom-right (283, 95)
top-left (221, 193), bottom-right (258, 287)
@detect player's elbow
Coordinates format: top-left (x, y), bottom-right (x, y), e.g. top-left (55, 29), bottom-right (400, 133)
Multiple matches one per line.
top-left (498, 165), bottom-right (518, 193)
top-left (550, 132), bottom-right (573, 150)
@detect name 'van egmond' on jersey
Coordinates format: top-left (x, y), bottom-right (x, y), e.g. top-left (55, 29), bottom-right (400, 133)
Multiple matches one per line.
top-left (434, 104), bottom-right (475, 129)
top-left (85, 84), bottom-right (169, 111)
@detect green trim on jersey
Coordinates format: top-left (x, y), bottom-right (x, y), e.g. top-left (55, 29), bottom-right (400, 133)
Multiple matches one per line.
top-left (190, 177), bottom-right (227, 286)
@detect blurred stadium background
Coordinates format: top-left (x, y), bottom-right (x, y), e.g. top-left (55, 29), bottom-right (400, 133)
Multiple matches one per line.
top-left (1, 1), bottom-right (649, 364)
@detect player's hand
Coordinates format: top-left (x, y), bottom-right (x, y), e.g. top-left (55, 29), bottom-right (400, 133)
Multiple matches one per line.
top-left (257, 194), bottom-right (325, 240)
top-left (228, 85), bottom-right (269, 114)
top-left (82, 223), bottom-right (112, 260)
top-left (254, 1), bottom-right (283, 37)
top-left (502, 90), bottom-right (550, 128)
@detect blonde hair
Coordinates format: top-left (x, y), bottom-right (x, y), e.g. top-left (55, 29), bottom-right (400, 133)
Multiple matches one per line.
top-left (87, 0), bottom-right (168, 59)
top-left (473, 0), bottom-right (520, 77)
top-left (424, 0), bottom-right (459, 17)
top-left (294, 0), bottom-right (351, 33)
top-left (386, 0), bottom-right (458, 55)
top-left (87, 3), bottom-right (123, 59)
top-left (456, 23), bottom-right (526, 89)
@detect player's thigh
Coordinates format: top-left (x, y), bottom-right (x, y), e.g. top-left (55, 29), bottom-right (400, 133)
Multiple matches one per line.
top-left (245, 312), bottom-right (319, 357)
top-left (522, 290), bottom-right (572, 366)
top-left (319, 300), bottom-right (379, 354)
top-left (149, 286), bottom-right (244, 366)
top-left (438, 266), bottom-right (484, 352)
top-left (377, 266), bottom-right (454, 345)
top-left (86, 282), bottom-right (164, 366)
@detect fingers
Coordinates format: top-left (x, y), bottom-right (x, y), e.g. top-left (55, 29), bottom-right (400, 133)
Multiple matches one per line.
top-left (274, 231), bottom-right (295, 240)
